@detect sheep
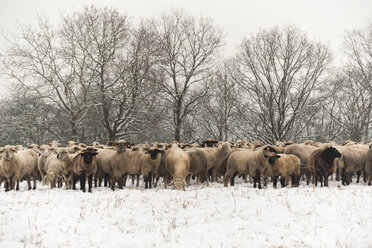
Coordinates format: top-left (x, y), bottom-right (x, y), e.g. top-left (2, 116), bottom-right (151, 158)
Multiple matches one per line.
top-left (249, 141), bottom-right (263, 150)
top-left (141, 147), bottom-right (164, 189)
top-left (366, 145), bottom-right (372, 186)
top-left (91, 141), bottom-right (105, 149)
top-left (308, 145), bottom-right (341, 187)
top-left (200, 141), bottom-right (232, 182)
top-left (45, 154), bottom-right (63, 189)
top-left (49, 140), bottom-right (61, 150)
top-left (72, 147), bottom-right (98, 193)
top-left (338, 147), bottom-right (368, 185)
top-left (110, 140), bottom-right (141, 190)
top-left (56, 148), bottom-right (80, 189)
top-left (202, 139), bottom-right (218, 148)
top-left (284, 144), bottom-right (318, 185)
top-left (266, 154), bottom-right (301, 188)
top-left (186, 149), bottom-right (209, 186)
top-left (234, 140), bottom-right (249, 149)
top-left (0, 146), bottom-right (38, 191)
top-left (0, 160), bottom-right (9, 191)
top-left (96, 147), bottom-right (117, 188)
top-left (38, 145), bottom-right (55, 184)
top-left (164, 146), bottom-right (190, 190)
top-left (67, 141), bottom-right (78, 147)
top-left (224, 145), bottom-right (278, 189)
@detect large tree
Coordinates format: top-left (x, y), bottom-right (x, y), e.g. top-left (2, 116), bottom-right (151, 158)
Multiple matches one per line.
top-left (153, 10), bottom-right (223, 142)
top-left (232, 26), bottom-right (332, 143)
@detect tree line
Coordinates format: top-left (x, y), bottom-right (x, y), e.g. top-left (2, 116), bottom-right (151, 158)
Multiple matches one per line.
top-left (0, 6), bottom-right (371, 146)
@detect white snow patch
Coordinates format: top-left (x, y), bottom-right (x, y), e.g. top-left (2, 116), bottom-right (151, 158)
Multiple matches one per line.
top-left (0, 179), bottom-right (371, 248)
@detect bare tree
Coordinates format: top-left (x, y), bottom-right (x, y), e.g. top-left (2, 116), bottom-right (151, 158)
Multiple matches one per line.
top-left (344, 22), bottom-right (372, 94)
top-left (191, 61), bottom-right (239, 141)
top-left (3, 16), bottom-right (93, 141)
top-left (153, 10), bottom-right (223, 142)
top-left (232, 26), bottom-right (332, 143)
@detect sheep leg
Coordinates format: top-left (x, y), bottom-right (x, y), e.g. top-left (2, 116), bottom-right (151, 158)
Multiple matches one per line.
top-left (73, 176), bottom-right (78, 190)
top-left (324, 175), bottom-right (329, 187)
top-left (16, 180), bottom-right (20, 191)
top-left (204, 169), bottom-right (210, 186)
top-left (367, 174), bottom-right (371, 186)
top-left (223, 170), bottom-right (233, 187)
top-left (136, 175), bottom-right (140, 187)
top-left (4, 181), bottom-right (9, 191)
top-left (319, 173), bottom-right (323, 187)
top-left (273, 176), bottom-right (278, 189)
top-left (104, 173), bottom-right (109, 187)
top-left (88, 175), bottom-right (93, 193)
top-left (363, 170), bottom-right (367, 183)
top-left (305, 169), bottom-right (312, 185)
top-left (6, 177), bottom-right (11, 191)
top-left (26, 175), bottom-right (32, 190)
top-left (131, 175), bottom-right (135, 185)
top-left (335, 167), bottom-right (340, 181)
top-left (280, 177), bottom-right (285, 188)
top-left (356, 171), bottom-right (361, 183)
top-left (148, 173), bottom-right (153, 189)
top-left (94, 177), bottom-right (97, 188)
top-left (153, 176), bottom-right (159, 188)
top-left (80, 172), bottom-right (86, 192)
top-left (32, 172), bottom-right (37, 190)
top-left (111, 177), bottom-right (116, 191)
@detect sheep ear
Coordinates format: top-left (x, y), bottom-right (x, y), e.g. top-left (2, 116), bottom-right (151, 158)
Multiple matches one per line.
top-left (10, 148), bottom-right (17, 152)
top-left (92, 152), bottom-right (99, 156)
top-left (275, 155), bottom-right (280, 158)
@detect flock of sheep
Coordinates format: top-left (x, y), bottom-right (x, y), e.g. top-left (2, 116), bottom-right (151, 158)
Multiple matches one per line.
top-left (0, 139), bottom-right (371, 192)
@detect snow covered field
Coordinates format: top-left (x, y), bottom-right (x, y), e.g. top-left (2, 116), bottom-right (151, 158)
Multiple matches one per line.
top-left (0, 179), bottom-right (371, 248)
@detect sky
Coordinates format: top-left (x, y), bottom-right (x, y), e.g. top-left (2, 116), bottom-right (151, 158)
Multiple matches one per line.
top-left (0, 0), bottom-right (371, 96)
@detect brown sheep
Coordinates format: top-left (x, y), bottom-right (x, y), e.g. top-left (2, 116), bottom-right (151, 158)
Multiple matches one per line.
top-left (49, 140), bottom-right (61, 150)
top-left (72, 147), bottom-right (99, 192)
top-left (284, 144), bottom-right (318, 185)
top-left (67, 141), bottom-right (78, 147)
top-left (366, 145), bottom-right (372, 186)
top-left (111, 140), bottom-right (141, 190)
top-left (0, 160), bottom-right (9, 190)
top-left (234, 140), bottom-right (250, 149)
top-left (96, 148), bottom-right (117, 187)
top-left (38, 145), bottom-right (55, 185)
top-left (308, 145), bottom-right (341, 187)
top-left (56, 148), bottom-right (80, 189)
top-left (266, 154), bottom-right (301, 188)
top-left (186, 149), bottom-right (209, 186)
top-left (224, 145), bottom-right (278, 189)
top-left (201, 141), bottom-right (232, 182)
top-left (202, 139), bottom-right (218, 148)
top-left (141, 147), bottom-right (164, 189)
top-left (45, 154), bottom-right (63, 189)
top-left (339, 147), bottom-right (368, 185)
top-left (0, 146), bottom-right (38, 191)
top-left (164, 146), bottom-right (190, 190)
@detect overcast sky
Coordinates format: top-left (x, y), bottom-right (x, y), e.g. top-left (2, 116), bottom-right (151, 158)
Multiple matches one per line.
top-left (0, 0), bottom-right (371, 96)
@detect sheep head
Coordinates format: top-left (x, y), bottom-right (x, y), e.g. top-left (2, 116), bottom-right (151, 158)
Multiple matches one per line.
top-left (113, 140), bottom-right (131, 153)
top-left (146, 148), bottom-right (164, 160)
top-left (170, 176), bottom-right (187, 191)
top-left (39, 145), bottom-right (54, 157)
top-left (2, 146), bottom-right (17, 161)
top-left (202, 139), bottom-right (218, 148)
top-left (79, 147), bottom-right (99, 164)
top-left (262, 145), bottom-right (278, 158)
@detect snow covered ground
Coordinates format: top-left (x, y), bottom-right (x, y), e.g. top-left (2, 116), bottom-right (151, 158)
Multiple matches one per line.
top-left (0, 179), bottom-right (371, 248)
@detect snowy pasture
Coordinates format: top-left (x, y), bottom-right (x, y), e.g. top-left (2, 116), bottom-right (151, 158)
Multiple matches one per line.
top-left (0, 179), bottom-right (371, 248)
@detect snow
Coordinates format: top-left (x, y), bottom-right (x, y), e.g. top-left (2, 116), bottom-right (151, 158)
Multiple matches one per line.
top-left (0, 179), bottom-right (371, 248)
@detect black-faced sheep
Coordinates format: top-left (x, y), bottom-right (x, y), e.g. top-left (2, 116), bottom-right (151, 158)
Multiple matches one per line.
top-left (224, 145), bottom-right (278, 189)
top-left (308, 145), bottom-right (341, 187)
